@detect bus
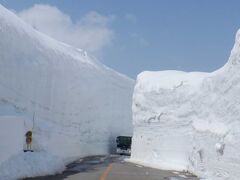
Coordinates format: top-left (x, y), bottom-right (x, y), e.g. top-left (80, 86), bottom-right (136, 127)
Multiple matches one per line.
top-left (116, 136), bottom-right (132, 155)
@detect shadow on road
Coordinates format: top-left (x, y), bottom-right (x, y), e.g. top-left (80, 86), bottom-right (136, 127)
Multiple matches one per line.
top-left (25, 155), bottom-right (122, 180)
top-left (25, 155), bottom-right (198, 180)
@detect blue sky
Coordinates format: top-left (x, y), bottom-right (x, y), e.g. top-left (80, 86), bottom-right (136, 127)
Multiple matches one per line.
top-left (1, 0), bottom-right (240, 78)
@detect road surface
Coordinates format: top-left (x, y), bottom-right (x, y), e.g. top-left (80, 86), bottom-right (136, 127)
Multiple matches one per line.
top-left (25, 155), bottom-right (198, 180)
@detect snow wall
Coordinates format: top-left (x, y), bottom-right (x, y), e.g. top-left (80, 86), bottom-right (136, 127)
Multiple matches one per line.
top-left (0, 117), bottom-right (24, 164)
top-left (131, 30), bottom-right (240, 179)
top-left (0, 4), bottom-right (134, 179)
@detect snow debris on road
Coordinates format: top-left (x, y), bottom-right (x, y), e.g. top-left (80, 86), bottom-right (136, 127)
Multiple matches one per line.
top-left (0, 152), bottom-right (65, 180)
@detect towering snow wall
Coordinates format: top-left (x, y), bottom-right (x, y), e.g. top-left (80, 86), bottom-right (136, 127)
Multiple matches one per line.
top-left (131, 30), bottom-right (240, 179)
top-left (0, 4), bottom-right (134, 179)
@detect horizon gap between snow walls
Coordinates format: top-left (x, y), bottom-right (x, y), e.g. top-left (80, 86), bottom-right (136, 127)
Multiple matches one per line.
top-left (130, 30), bottom-right (240, 179)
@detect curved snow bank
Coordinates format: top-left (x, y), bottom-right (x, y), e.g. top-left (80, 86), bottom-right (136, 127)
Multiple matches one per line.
top-left (131, 31), bottom-right (240, 179)
top-left (0, 4), bottom-right (134, 179)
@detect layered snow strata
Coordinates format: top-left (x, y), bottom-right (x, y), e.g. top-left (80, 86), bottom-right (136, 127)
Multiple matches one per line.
top-left (0, 4), bottom-right (134, 179)
top-left (131, 31), bottom-right (240, 179)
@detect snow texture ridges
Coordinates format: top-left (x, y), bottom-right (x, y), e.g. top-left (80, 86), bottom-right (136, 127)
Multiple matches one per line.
top-left (131, 30), bottom-right (240, 179)
top-left (0, 4), bottom-right (134, 179)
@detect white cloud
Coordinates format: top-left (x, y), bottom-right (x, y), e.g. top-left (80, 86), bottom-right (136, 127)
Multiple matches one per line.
top-left (17, 4), bottom-right (115, 55)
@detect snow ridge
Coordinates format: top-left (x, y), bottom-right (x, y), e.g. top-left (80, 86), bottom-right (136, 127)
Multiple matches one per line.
top-left (0, 4), bottom-right (134, 179)
top-left (131, 30), bottom-right (240, 179)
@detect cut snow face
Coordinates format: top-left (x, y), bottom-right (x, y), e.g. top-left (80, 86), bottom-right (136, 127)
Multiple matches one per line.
top-left (0, 4), bottom-right (134, 179)
top-left (131, 30), bottom-right (240, 179)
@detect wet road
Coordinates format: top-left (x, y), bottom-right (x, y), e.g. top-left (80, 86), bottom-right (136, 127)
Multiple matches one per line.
top-left (25, 155), bottom-right (199, 180)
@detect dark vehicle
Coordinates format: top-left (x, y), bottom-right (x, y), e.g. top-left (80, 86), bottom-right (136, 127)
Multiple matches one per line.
top-left (116, 136), bottom-right (132, 155)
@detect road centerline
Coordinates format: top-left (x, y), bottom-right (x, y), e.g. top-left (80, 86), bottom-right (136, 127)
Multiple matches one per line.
top-left (99, 163), bottom-right (113, 180)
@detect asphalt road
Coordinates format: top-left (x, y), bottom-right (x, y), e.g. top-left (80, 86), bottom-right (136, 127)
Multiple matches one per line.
top-left (25, 155), bottom-right (199, 180)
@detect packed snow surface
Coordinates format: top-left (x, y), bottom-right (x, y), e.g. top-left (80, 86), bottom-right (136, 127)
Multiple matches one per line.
top-left (131, 30), bottom-right (240, 179)
top-left (0, 4), bottom-right (134, 179)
